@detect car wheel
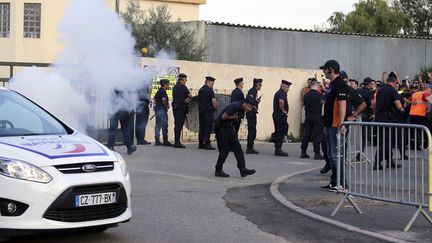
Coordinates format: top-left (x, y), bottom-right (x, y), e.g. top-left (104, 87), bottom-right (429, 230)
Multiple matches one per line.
top-left (79, 226), bottom-right (109, 234)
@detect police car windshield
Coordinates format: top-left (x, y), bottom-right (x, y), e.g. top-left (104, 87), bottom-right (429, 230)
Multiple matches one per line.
top-left (0, 90), bottom-right (69, 137)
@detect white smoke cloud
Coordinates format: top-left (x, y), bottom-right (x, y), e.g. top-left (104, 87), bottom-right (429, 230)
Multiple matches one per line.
top-left (10, 0), bottom-right (149, 132)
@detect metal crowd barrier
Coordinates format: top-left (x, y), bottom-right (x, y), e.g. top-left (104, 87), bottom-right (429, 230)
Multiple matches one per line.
top-left (331, 121), bottom-right (432, 232)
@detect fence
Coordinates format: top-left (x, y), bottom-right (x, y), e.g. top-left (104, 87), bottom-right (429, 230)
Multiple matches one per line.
top-left (331, 121), bottom-right (432, 232)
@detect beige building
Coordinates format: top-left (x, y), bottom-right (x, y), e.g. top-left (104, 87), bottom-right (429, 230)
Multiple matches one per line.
top-left (0, 0), bottom-right (205, 66)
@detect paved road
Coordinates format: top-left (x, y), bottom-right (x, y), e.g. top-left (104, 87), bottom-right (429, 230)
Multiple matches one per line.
top-left (4, 142), bottom-right (391, 243)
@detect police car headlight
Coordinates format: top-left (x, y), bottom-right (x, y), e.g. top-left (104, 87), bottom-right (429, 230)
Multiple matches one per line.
top-left (0, 159), bottom-right (52, 183)
top-left (114, 152), bottom-right (128, 177)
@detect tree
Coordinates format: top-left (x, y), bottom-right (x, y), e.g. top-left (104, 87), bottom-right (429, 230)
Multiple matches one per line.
top-left (399, 0), bottom-right (432, 36)
top-left (121, 0), bottom-right (206, 61)
top-left (327, 0), bottom-right (411, 35)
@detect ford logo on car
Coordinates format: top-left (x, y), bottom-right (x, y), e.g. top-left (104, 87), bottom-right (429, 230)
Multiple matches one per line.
top-left (82, 164), bottom-right (97, 173)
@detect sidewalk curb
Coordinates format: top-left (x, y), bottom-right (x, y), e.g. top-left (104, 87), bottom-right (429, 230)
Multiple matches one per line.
top-left (269, 168), bottom-right (408, 243)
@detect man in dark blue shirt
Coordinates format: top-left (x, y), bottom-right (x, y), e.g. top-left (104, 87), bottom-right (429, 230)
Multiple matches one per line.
top-left (198, 76), bottom-right (218, 150)
top-left (231, 77), bottom-right (245, 133)
top-left (300, 79), bottom-right (324, 160)
top-left (214, 97), bottom-right (256, 178)
top-left (246, 78), bottom-right (263, 154)
top-left (154, 79), bottom-right (172, 146)
top-left (172, 73), bottom-right (192, 148)
top-left (273, 80), bottom-right (291, 156)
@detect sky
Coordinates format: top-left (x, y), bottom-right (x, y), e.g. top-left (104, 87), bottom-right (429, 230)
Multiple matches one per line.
top-left (200, 0), bottom-right (359, 30)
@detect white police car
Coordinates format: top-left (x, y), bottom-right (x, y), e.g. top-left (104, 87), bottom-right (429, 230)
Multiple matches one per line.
top-left (0, 87), bottom-right (131, 236)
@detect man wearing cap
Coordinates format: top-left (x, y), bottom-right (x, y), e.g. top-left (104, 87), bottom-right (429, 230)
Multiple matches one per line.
top-left (154, 79), bottom-right (172, 146)
top-left (355, 77), bottom-right (375, 161)
top-left (231, 78), bottom-right (245, 133)
top-left (172, 73), bottom-right (192, 148)
top-left (301, 79), bottom-right (325, 160)
top-left (319, 60), bottom-right (348, 191)
top-left (198, 76), bottom-right (218, 150)
top-left (246, 78), bottom-right (263, 154)
top-left (135, 81), bottom-right (152, 145)
top-left (272, 80), bottom-right (291, 156)
top-left (214, 97), bottom-right (256, 178)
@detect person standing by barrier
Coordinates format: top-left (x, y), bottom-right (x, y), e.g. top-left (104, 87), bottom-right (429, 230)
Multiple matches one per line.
top-left (230, 78), bottom-right (245, 134)
top-left (154, 79), bottom-right (172, 146)
top-left (107, 89), bottom-right (137, 155)
top-left (198, 76), bottom-right (218, 150)
top-left (172, 73), bottom-right (192, 149)
top-left (214, 97), bottom-right (256, 178)
top-left (300, 79), bottom-right (324, 160)
top-left (373, 76), bottom-right (404, 170)
top-left (135, 82), bottom-right (152, 145)
top-left (357, 77), bottom-right (375, 160)
top-left (319, 60), bottom-right (348, 191)
top-left (407, 84), bottom-right (432, 149)
top-left (246, 78), bottom-right (263, 154)
top-left (273, 80), bottom-right (291, 157)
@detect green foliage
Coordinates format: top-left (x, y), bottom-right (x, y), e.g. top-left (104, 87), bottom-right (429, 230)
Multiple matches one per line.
top-left (121, 0), bottom-right (207, 61)
top-left (399, 0), bottom-right (432, 36)
top-left (327, 0), bottom-right (412, 35)
top-left (413, 65), bottom-right (432, 82)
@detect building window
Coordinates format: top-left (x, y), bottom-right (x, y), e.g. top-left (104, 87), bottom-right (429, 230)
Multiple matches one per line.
top-left (23, 3), bottom-right (41, 38)
top-left (0, 3), bottom-right (10, 38)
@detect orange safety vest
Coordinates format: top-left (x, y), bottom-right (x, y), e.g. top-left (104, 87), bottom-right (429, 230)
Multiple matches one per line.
top-left (409, 91), bottom-right (427, 117)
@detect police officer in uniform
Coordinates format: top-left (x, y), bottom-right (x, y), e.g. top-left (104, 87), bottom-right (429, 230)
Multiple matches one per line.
top-left (107, 89), bottom-right (137, 155)
top-left (154, 79), bottom-right (172, 146)
top-left (273, 80), bottom-right (291, 156)
top-left (374, 76), bottom-right (403, 170)
top-left (214, 97), bottom-right (256, 178)
top-left (231, 78), bottom-right (245, 133)
top-left (198, 76), bottom-right (218, 150)
top-left (246, 78), bottom-right (263, 154)
top-left (172, 73), bottom-right (192, 148)
top-left (135, 82), bottom-right (152, 145)
top-left (300, 79), bottom-right (325, 159)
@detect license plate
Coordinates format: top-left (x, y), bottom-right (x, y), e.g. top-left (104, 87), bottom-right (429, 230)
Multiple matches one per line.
top-left (75, 192), bottom-right (116, 207)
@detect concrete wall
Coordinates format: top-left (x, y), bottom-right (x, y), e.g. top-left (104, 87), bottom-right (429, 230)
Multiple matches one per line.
top-left (197, 22), bottom-right (432, 81)
top-left (140, 57), bottom-right (316, 142)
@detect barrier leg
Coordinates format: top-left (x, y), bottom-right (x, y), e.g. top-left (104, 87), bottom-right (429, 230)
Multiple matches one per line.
top-left (404, 206), bottom-right (423, 232)
top-left (420, 208), bottom-right (432, 226)
top-left (331, 194), bottom-right (363, 216)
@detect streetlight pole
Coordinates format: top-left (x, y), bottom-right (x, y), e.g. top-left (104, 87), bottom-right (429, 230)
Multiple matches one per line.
top-left (115, 0), bottom-right (120, 14)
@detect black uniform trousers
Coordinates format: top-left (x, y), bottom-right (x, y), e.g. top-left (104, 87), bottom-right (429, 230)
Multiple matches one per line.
top-left (135, 102), bottom-right (150, 142)
top-left (246, 111), bottom-right (257, 149)
top-left (108, 111), bottom-right (133, 150)
top-left (215, 126), bottom-right (246, 170)
top-left (272, 112), bottom-right (288, 149)
top-left (375, 125), bottom-right (395, 165)
top-left (199, 109), bottom-right (214, 145)
top-left (173, 108), bottom-right (187, 143)
top-left (300, 113), bottom-right (323, 153)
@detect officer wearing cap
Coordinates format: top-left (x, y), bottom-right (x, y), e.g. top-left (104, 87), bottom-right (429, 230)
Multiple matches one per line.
top-left (231, 78), bottom-right (245, 133)
top-left (214, 97), bottom-right (256, 178)
top-left (356, 77), bottom-right (375, 161)
top-left (300, 78), bottom-right (325, 160)
top-left (154, 79), bottom-right (172, 146)
top-left (272, 80), bottom-right (291, 156)
top-left (246, 78), bottom-right (263, 154)
top-left (198, 76), bottom-right (218, 150)
top-left (172, 73), bottom-right (192, 148)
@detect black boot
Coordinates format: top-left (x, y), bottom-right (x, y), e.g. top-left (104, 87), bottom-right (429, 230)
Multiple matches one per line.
top-left (127, 145), bottom-right (137, 155)
top-left (300, 151), bottom-right (310, 159)
top-left (203, 144), bottom-right (216, 150)
top-left (275, 148), bottom-right (288, 157)
top-left (314, 153), bottom-right (325, 160)
top-left (320, 165), bottom-right (331, 174)
top-left (240, 168), bottom-right (256, 177)
top-left (173, 141), bottom-right (186, 148)
top-left (246, 148), bottom-right (259, 154)
top-left (154, 140), bottom-right (162, 146)
top-left (215, 170), bottom-right (230, 177)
